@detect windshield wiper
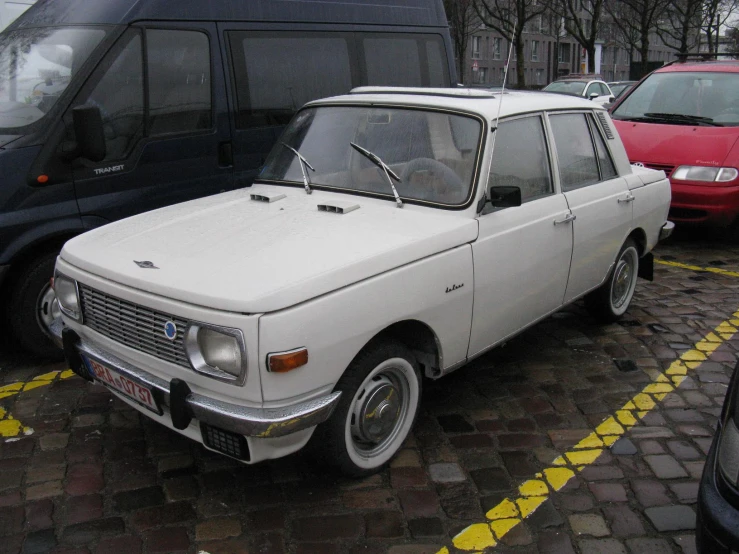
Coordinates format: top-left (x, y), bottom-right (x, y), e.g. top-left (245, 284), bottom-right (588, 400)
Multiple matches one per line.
top-left (280, 142), bottom-right (315, 194)
top-left (641, 112), bottom-right (722, 126)
top-left (350, 142), bottom-right (403, 208)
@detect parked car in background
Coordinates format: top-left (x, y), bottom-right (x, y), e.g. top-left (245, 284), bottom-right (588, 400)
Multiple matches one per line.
top-left (53, 87), bottom-right (672, 475)
top-left (542, 77), bottom-right (615, 106)
top-left (610, 57), bottom-right (739, 232)
top-left (0, 0), bottom-right (456, 359)
top-left (603, 80), bottom-right (637, 109)
top-left (697, 361), bottom-right (739, 553)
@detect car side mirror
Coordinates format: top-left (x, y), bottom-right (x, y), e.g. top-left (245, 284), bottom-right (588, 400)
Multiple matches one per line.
top-left (609, 96), bottom-right (615, 103)
top-left (489, 186), bottom-right (522, 207)
top-left (589, 92), bottom-right (600, 99)
top-left (72, 105), bottom-right (106, 162)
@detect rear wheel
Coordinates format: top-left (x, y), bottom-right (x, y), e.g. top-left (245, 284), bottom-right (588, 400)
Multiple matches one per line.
top-left (585, 239), bottom-right (639, 323)
top-left (315, 340), bottom-right (422, 477)
top-left (7, 251), bottom-right (64, 360)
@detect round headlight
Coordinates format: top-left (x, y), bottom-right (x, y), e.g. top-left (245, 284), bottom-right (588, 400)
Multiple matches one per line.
top-left (185, 324), bottom-right (245, 383)
top-left (53, 273), bottom-right (81, 321)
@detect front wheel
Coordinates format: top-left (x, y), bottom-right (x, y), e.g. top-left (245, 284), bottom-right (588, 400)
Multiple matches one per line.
top-left (7, 251), bottom-right (64, 360)
top-left (315, 340), bottom-right (422, 477)
top-left (585, 239), bottom-right (639, 323)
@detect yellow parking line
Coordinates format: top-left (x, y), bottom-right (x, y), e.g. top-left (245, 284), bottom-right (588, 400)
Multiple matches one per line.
top-left (0, 370), bottom-right (75, 438)
top-left (656, 259), bottom-right (739, 278)
top-left (438, 309), bottom-right (739, 553)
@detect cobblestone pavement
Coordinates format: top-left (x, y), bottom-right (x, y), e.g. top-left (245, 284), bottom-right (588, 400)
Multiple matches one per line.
top-left (1, 231), bottom-right (738, 554)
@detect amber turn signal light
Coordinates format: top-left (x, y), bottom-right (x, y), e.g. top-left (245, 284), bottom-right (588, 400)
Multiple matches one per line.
top-left (268, 348), bottom-right (308, 373)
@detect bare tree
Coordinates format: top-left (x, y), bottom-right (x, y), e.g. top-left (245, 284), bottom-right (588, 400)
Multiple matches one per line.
top-left (443, 0), bottom-right (478, 80)
top-left (605, 0), bottom-right (670, 74)
top-left (473, 0), bottom-right (549, 87)
top-left (657, 0), bottom-right (703, 54)
top-left (702, 0), bottom-right (739, 53)
top-left (550, 0), bottom-right (606, 73)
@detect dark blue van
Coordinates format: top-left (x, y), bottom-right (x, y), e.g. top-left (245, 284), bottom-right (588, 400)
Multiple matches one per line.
top-left (0, 0), bottom-right (456, 357)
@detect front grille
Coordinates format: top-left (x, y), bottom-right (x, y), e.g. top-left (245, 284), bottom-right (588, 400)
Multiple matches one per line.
top-left (201, 423), bottom-right (250, 461)
top-left (79, 284), bottom-right (190, 368)
top-left (642, 162), bottom-right (675, 177)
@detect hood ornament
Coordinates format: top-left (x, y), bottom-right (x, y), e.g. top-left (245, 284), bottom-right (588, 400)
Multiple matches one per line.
top-left (134, 260), bottom-right (159, 269)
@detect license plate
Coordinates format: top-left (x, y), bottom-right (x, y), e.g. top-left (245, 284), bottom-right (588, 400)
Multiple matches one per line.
top-left (83, 355), bottom-right (160, 414)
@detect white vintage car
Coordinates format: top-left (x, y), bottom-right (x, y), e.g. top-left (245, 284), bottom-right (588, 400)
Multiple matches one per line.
top-left (52, 87), bottom-right (673, 476)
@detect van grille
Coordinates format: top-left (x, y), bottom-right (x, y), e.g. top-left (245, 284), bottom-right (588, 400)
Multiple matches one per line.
top-left (79, 285), bottom-right (190, 368)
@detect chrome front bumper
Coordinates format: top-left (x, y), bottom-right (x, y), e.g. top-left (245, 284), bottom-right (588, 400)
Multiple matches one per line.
top-left (51, 319), bottom-right (341, 439)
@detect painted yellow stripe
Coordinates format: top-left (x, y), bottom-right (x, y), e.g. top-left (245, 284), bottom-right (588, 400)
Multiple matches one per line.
top-left (0, 370), bottom-right (76, 438)
top-left (444, 309), bottom-right (739, 552)
top-left (656, 259), bottom-right (739, 278)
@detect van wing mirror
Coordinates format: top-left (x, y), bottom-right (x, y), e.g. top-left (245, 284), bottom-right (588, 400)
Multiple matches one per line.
top-left (72, 105), bottom-right (106, 162)
top-left (489, 186), bottom-right (522, 207)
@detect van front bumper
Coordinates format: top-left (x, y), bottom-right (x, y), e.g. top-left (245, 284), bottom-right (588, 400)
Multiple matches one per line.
top-left (670, 182), bottom-right (739, 227)
top-left (52, 320), bottom-right (341, 442)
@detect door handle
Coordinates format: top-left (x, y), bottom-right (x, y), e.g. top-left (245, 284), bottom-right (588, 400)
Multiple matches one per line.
top-left (618, 194), bottom-right (635, 203)
top-left (554, 213), bottom-right (576, 225)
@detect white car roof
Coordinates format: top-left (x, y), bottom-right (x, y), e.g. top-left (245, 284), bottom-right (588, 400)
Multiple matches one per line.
top-left (307, 86), bottom-right (604, 120)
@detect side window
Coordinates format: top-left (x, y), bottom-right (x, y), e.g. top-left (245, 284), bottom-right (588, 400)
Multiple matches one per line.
top-left (361, 34), bottom-right (449, 87)
top-left (585, 84), bottom-right (596, 98)
top-left (549, 113), bottom-right (599, 191)
top-left (147, 29), bottom-right (212, 135)
top-left (82, 30), bottom-right (144, 161)
top-left (590, 114), bottom-right (617, 180)
top-left (229, 32), bottom-right (353, 130)
top-left (488, 115), bottom-right (553, 204)
top-left (598, 83), bottom-right (609, 96)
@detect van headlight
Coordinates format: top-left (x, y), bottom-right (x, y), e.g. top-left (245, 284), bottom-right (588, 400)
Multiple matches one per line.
top-left (185, 323), bottom-right (246, 384)
top-left (672, 166), bottom-right (738, 182)
top-left (53, 272), bottom-right (82, 322)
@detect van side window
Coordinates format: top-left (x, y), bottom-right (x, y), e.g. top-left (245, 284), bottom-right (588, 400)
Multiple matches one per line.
top-left (83, 30), bottom-right (144, 161)
top-left (487, 115), bottom-right (553, 204)
top-left (147, 29), bottom-right (212, 135)
top-left (360, 34), bottom-right (448, 88)
top-left (229, 32), bottom-right (353, 129)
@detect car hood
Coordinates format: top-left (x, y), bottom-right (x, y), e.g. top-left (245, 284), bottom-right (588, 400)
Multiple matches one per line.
top-left (61, 185), bottom-right (479, 313)
top-left (613, 120), bottom-right (739, 168)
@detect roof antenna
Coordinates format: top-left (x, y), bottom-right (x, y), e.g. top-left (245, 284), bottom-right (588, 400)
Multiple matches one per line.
top-left (479, 20), bottom-right (516, 215)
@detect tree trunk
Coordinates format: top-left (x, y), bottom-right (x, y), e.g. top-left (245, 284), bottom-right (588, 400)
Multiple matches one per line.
top-left (587, 45), bottom-right (596, 73)
top-left (516, 35), bottom-right (526, 88)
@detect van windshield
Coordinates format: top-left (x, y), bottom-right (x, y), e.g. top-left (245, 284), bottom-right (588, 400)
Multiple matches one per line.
top-left (611, 71), bottom-right (739, 127)
top-left (0, 27), bottom-right (106, 130)
top-left (259, 106), bottom-right (482, 207)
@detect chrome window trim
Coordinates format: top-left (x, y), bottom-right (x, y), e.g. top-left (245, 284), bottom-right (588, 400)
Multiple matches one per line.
top-left (185, 322), bottom-right (248, 386)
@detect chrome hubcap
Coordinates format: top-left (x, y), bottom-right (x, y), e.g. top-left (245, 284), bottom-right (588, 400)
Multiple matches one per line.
top-left (352, 376), bottom-right (401, 444)
top-left (37, 285), bottom-right (61, 329)
top-left (611, 252), bottom-right (635, 309)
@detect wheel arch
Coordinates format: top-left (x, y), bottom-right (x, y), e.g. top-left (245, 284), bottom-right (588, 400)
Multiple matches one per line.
top-left (364, 319), bottom-right (442, 380)
top-left (627, 227), bottom-right (648, 256)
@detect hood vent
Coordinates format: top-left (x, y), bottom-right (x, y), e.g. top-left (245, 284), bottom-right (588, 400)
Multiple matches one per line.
top-left (250, 192), bottom-right (286, 203)
top-left (317, 201), bottom-right (360, 214)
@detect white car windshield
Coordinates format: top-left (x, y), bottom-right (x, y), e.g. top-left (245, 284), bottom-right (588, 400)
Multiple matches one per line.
top-left (0, 27), bottom-right (106, 130)
top-left (260, 106), bottom-right (482, 206)
top-left (611, 71), bottom-right (739, 127)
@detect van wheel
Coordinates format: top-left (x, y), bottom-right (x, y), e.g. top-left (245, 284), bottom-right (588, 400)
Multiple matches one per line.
top-left (585, 239), bottom-right (639, 323)
top-left (7, 252), bottom-right (64, 360)
top-left (316, 340), bottom-right (421, 477)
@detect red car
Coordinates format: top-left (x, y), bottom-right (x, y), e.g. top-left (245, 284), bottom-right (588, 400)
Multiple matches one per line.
top-left (610, 58), bottom-right (739, 230)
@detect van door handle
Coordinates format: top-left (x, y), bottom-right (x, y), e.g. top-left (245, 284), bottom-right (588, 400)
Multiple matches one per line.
top-left (554, 213), bottom-right (576, 225)
top-left (218, 142), bottom-right (233, 167)
top-left (618, 194), bottom-right (635, 203)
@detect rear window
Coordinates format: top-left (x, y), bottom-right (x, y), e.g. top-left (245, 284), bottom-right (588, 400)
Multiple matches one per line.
top-left (612, 71), bottom-right (739, 127)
